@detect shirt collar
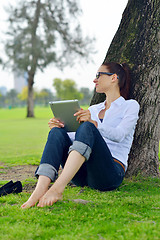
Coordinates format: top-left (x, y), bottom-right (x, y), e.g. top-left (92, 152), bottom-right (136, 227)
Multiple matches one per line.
top-left (99, 96), bottom-right (125, 108)
top-left (112, 96), bottom-right (125, 106)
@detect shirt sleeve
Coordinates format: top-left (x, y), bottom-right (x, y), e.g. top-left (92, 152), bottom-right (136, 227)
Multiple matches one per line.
top-left (98, 101), bottom-right (140, 143)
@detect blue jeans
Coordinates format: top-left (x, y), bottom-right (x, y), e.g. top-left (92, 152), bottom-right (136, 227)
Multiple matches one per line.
top-left (35, 122), bottom-right (125, 191)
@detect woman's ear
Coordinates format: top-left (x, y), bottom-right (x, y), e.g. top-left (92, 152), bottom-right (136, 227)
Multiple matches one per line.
top-left (111, 74), bottom-right (118, 83)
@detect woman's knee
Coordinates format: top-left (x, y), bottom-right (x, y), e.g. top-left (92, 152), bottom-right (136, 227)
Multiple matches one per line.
top-left (75, 122), bottom-right (98, 145)
top-left (76, 121), bottom-right (96, 135)
top-left (48, 127), bottom-right (67, 142)
top-left (78, 121), bottom-right (95, 131)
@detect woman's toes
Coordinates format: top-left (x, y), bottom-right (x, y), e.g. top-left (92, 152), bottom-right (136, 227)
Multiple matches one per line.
top-left (21, 199), bottom-right (37, 209)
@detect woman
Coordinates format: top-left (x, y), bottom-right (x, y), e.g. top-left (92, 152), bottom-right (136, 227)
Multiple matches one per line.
top-left (21, 62), bottom-right (140, 208)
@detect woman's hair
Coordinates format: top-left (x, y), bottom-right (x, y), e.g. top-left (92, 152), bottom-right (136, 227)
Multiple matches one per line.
top-left (102, 62), bottom-right (131, 99)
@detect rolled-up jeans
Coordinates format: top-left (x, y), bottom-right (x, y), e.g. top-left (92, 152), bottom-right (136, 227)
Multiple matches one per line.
top-left (35, 122), bottom-right (125, 191)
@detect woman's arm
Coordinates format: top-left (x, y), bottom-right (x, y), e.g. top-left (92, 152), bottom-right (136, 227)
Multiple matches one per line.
top-left (98, 101), bottom-right (140, 143)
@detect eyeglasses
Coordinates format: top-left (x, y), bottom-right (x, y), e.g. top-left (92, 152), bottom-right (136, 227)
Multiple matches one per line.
top-left (96, 72), bottom-right (119, 79)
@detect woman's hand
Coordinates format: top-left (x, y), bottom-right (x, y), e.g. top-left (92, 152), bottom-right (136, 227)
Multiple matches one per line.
top-left (74, 109), bottom-right (91, 123)
top-left (74, 109), bottom-right (98, 127)
top-left (48, 118), bottom-right (64, 130)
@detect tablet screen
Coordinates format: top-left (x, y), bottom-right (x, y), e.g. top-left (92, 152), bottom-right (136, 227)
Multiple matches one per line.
top-left (49, 100), bottom-right (81, 132)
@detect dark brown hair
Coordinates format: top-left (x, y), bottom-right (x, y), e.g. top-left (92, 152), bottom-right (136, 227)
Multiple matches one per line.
top-left (102, 62), bottom-right (131, 99)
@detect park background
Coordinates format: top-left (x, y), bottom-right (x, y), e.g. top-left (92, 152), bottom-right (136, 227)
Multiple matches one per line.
top-left (0, 0), bottom-right (128, 98)
top-left (0, 0), bottom-right (160, 239)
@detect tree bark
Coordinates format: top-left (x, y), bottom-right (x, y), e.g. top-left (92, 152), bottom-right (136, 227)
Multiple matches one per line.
top-left (91, 0), bottom-right (160, 177)
top-left (27, 72), bottom-right (35, 117)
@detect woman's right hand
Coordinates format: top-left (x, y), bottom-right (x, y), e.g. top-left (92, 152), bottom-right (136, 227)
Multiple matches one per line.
top-left (48, 118), bottom-right (64, 129)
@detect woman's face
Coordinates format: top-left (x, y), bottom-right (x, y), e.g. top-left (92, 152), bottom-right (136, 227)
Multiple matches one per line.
top-left (93, 65), bottom-right (113, 94)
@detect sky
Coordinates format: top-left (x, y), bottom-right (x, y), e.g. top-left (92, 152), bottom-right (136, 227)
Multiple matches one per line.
top-left (0, 0), bottom-right (128, 93)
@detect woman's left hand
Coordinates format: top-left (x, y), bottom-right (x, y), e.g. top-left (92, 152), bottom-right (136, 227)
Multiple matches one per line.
top-left (74, 109), bottom-right (91, 123)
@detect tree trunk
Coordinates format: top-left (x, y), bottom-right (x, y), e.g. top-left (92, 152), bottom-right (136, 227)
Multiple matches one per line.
top-left (27, 72), bottom-right (35, 118)
top-left (90, 0), bottom-right (160, 177)
top-left (26, 0), bottom-right (40, 117)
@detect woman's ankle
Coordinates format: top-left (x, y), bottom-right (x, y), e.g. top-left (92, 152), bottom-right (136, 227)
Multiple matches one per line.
top-left (49, 182), bottom-right (64, 195)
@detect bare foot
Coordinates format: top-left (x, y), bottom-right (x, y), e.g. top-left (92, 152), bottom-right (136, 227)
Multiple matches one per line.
top-left (21, 175), bottom-right (51, 209)
top-left (21, 188), bottom-right (48, 209)
top-left (21, 194), bottom-right (38, 209)
top-left (37, 188), bottom-right (62, 207)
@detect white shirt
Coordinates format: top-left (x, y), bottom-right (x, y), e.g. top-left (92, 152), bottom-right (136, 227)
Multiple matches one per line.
top-left (68, 96), bottom-right (140, 170)
top-left (88, 96), bottom-right (140, 169)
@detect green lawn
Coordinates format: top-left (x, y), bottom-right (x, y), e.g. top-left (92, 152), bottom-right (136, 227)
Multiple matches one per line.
top-left (0, 107), bottom-right (51, 166)
top-left (0, 107), bottom-right (160, 240)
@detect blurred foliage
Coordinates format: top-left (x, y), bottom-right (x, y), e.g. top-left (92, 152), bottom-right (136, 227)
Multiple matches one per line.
top-left (0, 77), bottom-right (93, 108)
top-left (53, 78), bottom-right (83, 101)
top-left (79, 87), bottom-right (93, 105)
top-left (18, 86), bottom-right (28, 101)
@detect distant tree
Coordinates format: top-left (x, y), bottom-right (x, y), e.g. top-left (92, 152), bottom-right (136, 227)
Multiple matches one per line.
top-left (90, 0), bottom-right (160, 177)
top-left (79, 87), bottom-right (93, 105)
top-left (0, 93), bottom-right (2, 107)
top-left (18, 86), bottom-right (28, 102)
top-left (35, 88), bottom-right (55, 106)
top-left (18, 86), bottom-right (40, 106)
top-left (3, 0), bottom-right (94, 117)
top-left (0, 92), bottom-right (7, 108)
top-left (6, 89), bottom-right (18, 108)
top-left (53, 78), bottom-right (83, 100)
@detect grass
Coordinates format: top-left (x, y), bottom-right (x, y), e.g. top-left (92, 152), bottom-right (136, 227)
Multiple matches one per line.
top-left (0, 107), bottom-right (51, 166)
top-left (0, 178), bottom-right (160, 240)
top-left (0, 107), bottom-right (160, 240)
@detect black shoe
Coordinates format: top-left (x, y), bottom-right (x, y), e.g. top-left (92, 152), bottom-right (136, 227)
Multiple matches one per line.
top-left (0, 180), bottom-right (14, 196)
top-left (0, 180), bottom-right (13, 190)
top-left (0, 180), bottom-right (22, 197)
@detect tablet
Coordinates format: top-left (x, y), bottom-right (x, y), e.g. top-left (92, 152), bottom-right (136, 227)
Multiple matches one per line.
top-left (49, 99), bottom-right (81, 132)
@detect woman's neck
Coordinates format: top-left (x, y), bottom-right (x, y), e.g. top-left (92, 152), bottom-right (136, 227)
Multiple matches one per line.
top-left (105, 91), bottom-right (121, 109)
